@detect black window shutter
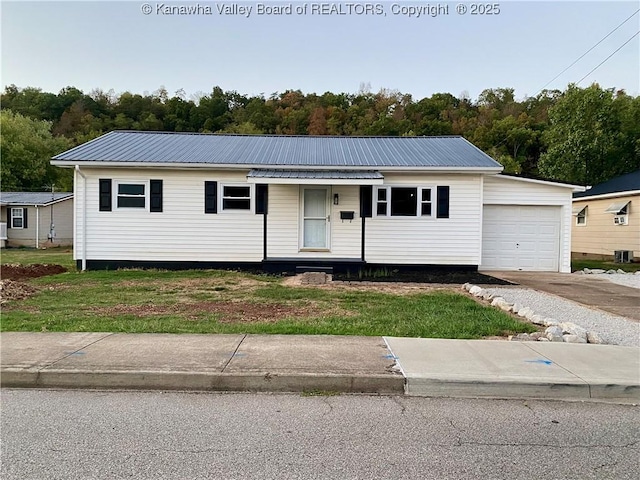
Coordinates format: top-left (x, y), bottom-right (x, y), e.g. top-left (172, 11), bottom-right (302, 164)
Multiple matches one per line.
top-left (437, 186), bottom-right (450, 219)
top-left (7, 208), bottom-right (11, 229)
top-left (360, 185), bottom-right (372, 218)
top-left (256, 184), bottom-right (268, 214)
top-left (99, 179), bottom-right (112, 211)
top-left (23, 208), bottom-right (28, 228)
top-left (204, 181), bottom-right (217, 214)
top-left (150, 180), bottom-right (163, 212)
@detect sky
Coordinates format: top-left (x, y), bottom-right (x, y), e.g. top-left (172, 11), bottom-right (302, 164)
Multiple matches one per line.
top-left (1, 0), bottom-right (639, 102)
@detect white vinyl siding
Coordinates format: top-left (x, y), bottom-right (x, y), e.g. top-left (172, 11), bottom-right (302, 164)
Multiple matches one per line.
top-left (267, 184), bottom-right (361, 258)
top-left (482, 176), bottom-right (574, 273)
top-left (366, 174), bottom-right (482, 265)
top-left (75, 169), bottom-right (263, 262)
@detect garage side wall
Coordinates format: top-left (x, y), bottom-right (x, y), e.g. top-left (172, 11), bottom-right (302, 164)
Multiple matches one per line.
top-left (482, 176), bottom-right (573, 273)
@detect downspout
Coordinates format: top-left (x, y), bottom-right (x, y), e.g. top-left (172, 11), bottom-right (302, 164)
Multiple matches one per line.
top-left (35, 205), bottom-right (39, 249)
top-left (75, 165), bottom-right (87, 271)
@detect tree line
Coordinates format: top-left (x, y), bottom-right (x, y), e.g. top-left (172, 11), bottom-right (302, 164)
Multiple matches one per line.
top-left (1, 83), bottom-right (638, 192)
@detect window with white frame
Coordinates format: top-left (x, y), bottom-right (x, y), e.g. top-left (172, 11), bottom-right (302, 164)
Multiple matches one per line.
top-left (575, 206), bottom-right (587, 226)
top-left (222, 185), bottom-right (251, 210)
top-left (117, 183), bottom-right (146, 208)
top-left (605, 201), bottom-right (629, 226)
top-left (375, 186), bottom-right (433, 217)
top-left (10, 208), bottom-right (24, 228)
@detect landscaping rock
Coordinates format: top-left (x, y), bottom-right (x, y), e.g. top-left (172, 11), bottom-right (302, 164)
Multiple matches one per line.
top-left (469, 285), bottom-right (483, 296)
top-left (499, 302), bottom-right (514, 312)
top-left (517, 307), bottom-right (534, 318)
top-left (542, 318), bottom-right (559, 327)
top-left (481, 292), bottom-right (494, 301)
top-left (545, 326), bottom-right (564, 342)
top-left (583, 268), bottom-right (592, 274)
top-left (511, 303), bottom-right (522, 314)
top-left (590, 269), bottom-right (606, 274)
top-left (563, 334), bottom-right (587, 344)
top-left (491, 297), bottom-right (506, 307)
top-left (587, 331), bottom-right (606, 344)
top-left (560, 322), bottom-right (588, 341)
top-left (463, 283), bottom-right (472, 291)
top-left (616, 269), bottom-right (626, 274)
top-left (529, 332), bottom-right (545, 341)
top-left (606, 269), bottom-right (616, 274)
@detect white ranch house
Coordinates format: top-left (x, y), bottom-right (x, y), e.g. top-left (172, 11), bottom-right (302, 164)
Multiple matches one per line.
top-left (51, 131), bottom-right (582, 273)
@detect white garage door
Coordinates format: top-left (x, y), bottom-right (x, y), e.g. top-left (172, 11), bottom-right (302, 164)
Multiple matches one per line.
top-left (481, 206), bottom-right (560, 271)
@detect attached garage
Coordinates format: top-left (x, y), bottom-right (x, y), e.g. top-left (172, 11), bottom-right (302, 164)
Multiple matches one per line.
top-left (482, 205), bottom-right (560, 271)
top-left (481, 176), bottom-right (582, 273)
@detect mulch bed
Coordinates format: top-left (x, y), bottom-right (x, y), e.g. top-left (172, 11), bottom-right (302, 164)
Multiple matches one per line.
top-left (332, 270), bottom-right (514, 285)
top-left (0, 264), bottom-right (68, 281)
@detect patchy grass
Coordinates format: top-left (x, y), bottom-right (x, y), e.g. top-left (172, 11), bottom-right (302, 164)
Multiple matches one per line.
top-left (0, 267), bottom-right (535, 338)
top-left (571, 259), bottom-right (640, 273)
top-left (1, 247), bottom-right (75, 270)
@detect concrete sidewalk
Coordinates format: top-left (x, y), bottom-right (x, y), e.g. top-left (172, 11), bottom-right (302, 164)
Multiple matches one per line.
top-left (1, 332), bottom-right (638, 403)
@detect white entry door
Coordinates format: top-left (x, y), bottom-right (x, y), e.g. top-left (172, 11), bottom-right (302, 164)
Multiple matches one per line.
top-left (302, 188), bottom-right (330, 249)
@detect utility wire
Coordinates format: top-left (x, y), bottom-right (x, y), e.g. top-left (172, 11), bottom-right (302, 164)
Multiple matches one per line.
top-left (576, 30), bottom-right (640, 85)
top-left (538, 8), bottom-right (639, 92)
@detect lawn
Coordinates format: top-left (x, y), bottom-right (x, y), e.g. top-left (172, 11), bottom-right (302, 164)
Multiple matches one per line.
top-left (571, 258), bottom-right (640, 273)
top-left (1, 247), bottom-right (76, 270)
top-left (0, 249), bottom-right (536, 338)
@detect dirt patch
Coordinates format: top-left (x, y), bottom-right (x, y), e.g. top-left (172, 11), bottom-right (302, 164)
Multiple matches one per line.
top-left (87, 300), bottom-right (340, 323)
top-left (1, 264), bottom-right (67, 281)
top-left (0, 280), bottom-right (39, 304)
top-left (283, 274), bottom-right (457, 295)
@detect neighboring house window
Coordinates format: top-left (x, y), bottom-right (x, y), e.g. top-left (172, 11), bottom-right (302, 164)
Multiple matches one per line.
top-left (605, 201), bottom-right (629, 226)
top-left (375, 186), bottom-right (433, 217)
top-left (10, 208), bottom-right (25, 228)
top-left (222, 185), bottom-right (251, 210)
top-left (574, 206), bottom-right (587, 226)
top-left (117, 183), bottom-right (146, 208)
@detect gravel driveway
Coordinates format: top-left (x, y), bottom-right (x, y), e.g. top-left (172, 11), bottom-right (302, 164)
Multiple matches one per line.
top-left (484, 287), bottom-right (640, 347)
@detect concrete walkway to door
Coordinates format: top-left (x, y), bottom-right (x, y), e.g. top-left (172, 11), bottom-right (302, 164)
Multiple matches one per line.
top-left (482, 271), bottom-right (640, 322)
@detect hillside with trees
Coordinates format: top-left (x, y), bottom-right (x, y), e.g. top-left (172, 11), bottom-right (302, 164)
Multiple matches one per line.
top-left (1, 83), bottom-right (638, 191)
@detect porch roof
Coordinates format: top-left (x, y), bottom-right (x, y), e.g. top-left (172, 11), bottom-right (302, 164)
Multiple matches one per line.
top-left (246, 169), bottom-right (384, 185)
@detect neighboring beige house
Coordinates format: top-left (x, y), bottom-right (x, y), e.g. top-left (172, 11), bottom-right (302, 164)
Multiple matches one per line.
top-left (572, 170), bottom-right (639, 261)
top-left (0, 192), bottom-right (74, 248)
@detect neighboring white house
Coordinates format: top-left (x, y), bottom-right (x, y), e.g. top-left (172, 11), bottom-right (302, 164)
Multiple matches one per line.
top-left (572, 170), bottom-right (639, 261)
top-left (0, 192), bottom-right (74, 248)
top-left (50, 131), bottom-right (583, 273)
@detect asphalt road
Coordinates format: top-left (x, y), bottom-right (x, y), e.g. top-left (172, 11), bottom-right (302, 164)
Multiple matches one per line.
top-left (1, 389), bottom-right (638, 479)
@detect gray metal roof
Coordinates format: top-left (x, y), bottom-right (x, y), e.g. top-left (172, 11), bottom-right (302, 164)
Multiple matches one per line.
top-left (52, 131), bottom-right (503, 170)
top-left (247, 169), bottom-right (384, 179)
top-left (0, 192), bottom-right (73, 206)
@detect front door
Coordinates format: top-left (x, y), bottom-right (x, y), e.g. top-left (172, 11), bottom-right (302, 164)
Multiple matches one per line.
top-left (302, 187), bottom-right (330, 249)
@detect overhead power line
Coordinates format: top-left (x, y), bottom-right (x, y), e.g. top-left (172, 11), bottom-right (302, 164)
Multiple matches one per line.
top-left (538, 8), bottom-right (639, 92)
top-left (576, 30), bottom-right (640, 85)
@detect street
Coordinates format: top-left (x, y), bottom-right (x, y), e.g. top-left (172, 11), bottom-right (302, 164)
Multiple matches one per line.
top-left (1, 389), bottom-right (638, 479)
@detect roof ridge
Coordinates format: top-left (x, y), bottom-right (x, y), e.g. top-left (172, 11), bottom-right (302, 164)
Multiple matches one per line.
top-left (111, 130), bottom-right (463, 139)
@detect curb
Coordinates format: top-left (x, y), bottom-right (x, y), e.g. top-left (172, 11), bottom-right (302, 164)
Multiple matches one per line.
top-left (0, 369), bottom-right (405, 394)
top-left (403, 378), bottom-right (639, 404)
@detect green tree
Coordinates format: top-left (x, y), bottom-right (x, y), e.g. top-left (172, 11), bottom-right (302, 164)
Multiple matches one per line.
top-left (539, 84), bottom-right (640, 185)
top-left (0, 110), bottom-right (72, 191)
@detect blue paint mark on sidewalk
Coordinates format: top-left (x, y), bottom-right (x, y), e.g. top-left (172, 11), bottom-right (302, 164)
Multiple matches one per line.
top-left (383, 354), bottom-right (398, 360)
top-left (63, 351), bottom-right (86, 356)
top-left (525, 359), bottom-right (553, 365)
